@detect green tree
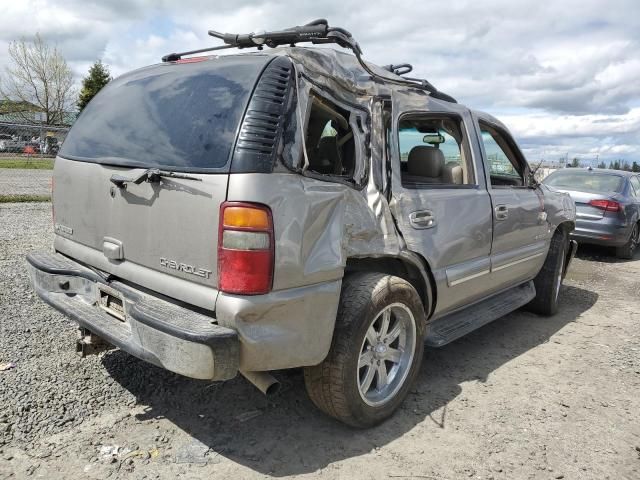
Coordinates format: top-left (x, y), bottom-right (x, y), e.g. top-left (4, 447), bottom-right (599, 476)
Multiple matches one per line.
top-left (632, 161), bottom-right (640, 173)
top-left (570, 157), bottom-right (580, 168)
top-left (621, 161), bottom-right (631, 171)
top-left (610, 160), bottom-right (621, 170)
top-left (597, 161), bottom-right (607, 169)
top-left (77, 60), bottom-right (111, 111)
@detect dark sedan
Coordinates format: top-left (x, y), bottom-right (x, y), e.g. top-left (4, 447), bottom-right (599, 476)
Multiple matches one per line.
top-left (543, 168), bottom-right (640, 258)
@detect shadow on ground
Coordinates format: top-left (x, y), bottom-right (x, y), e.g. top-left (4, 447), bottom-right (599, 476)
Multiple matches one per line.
top-left (103, 284), bottom-right (598, 476)
top-left (575, 242), bottom-right (640, 263)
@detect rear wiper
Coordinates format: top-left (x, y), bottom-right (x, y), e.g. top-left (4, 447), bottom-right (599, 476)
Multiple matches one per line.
top-left (110, 168), bottom-right (202, 188)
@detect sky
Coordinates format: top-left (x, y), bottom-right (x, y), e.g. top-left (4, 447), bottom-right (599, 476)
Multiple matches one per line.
top-left (1, 0), bottom-right (639, 165)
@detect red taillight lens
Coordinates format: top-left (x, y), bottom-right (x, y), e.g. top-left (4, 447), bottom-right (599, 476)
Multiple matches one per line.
top-left (588, 199), bottom-right (621, 212)
top-left (218, 202), bottom-right (274, 295)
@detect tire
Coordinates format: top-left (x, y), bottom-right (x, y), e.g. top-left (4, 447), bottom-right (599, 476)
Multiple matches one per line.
top-left (615, 223), bottom-right (639, 260)
top-left (304, 273), bottom-right (426, 428)
top-left (526, 229), bottom-right (567, 316)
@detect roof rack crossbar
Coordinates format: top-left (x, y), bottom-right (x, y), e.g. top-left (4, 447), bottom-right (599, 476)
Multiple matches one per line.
top-left (161, 19), bottom-right (457, 103)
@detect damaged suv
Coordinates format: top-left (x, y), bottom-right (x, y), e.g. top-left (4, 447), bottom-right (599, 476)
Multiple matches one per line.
top-left (27, 20), bottom-right (577, 427)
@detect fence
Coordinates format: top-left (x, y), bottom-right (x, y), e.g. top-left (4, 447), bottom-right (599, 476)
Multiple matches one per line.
top-left (0, 122), bottom-right (69, 158)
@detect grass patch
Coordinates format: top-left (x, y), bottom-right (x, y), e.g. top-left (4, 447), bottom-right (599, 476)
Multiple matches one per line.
top-left (0, 158), bottom-right (54, 169)
top-left (0, 194), bottom-right (51, 203)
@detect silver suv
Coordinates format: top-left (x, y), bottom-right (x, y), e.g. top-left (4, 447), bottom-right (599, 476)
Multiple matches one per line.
top-left (27, 20), bottom-right (577, 427)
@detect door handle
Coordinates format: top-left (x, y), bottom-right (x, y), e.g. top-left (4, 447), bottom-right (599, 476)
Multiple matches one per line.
top-left (409, 210), bottom-right (436, 229)
top-left (495, 204), bottom-right (509, 220)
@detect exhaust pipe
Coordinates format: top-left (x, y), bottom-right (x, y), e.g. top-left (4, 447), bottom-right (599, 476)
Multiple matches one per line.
top-left (240, 370), bottom-right (280, 395)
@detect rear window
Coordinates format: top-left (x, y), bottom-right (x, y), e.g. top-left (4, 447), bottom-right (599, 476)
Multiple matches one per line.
top-left (544, 171), bottom-right (624, 193)
top-left (60, 55), bottom-right (271, 172)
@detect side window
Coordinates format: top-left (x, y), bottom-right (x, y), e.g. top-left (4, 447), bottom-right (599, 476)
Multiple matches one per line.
top-left (304, 94), bottom-right (355, 178)
top-left (480, 125), bottom-right (525, 187)
top-left (398, 116), bottom-right (472, 186)
top-left (630, 176), bottom-right (640, 197)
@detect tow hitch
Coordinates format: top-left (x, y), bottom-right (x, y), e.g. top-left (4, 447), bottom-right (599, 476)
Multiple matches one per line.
top-left (75, 328), bottom-right (114, 357)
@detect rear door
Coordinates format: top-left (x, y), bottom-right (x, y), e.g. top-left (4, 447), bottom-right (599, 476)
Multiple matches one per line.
top-left (389, 93), bottom-right (494, 317)
top-left (474, 117), bottom-right (548, 290)
top-left (52, 55), bottom-right (273, 310)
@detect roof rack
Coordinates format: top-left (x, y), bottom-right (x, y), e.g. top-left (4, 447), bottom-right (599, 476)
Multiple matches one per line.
top-left (161, 19), bottom-right (457, 103)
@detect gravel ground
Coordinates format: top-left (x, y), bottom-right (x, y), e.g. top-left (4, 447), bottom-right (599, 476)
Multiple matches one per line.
top-left (0, 170), bottom-right (51, 196)
top-left (0, 202), bottom-right (639, 479)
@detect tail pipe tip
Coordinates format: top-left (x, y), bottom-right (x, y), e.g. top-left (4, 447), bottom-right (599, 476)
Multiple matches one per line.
top-left (240, 370), bottom-right (280, 396)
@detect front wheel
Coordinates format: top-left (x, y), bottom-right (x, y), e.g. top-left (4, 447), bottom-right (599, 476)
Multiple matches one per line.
top-left (304, 273), bottom-right (426, 428)
top-left (526, 229), bottom-right (567, 316)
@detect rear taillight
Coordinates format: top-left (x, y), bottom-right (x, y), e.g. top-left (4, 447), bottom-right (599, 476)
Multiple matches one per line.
top-left (218, 202), bottom-right (274, 295)
top-left (589, 199), bottom-right (621, 212)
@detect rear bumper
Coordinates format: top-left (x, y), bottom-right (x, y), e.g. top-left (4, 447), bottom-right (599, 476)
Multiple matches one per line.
top-left (26, 252), bottom-right (239, 381)
top-left (571, 218), bottom-right (631, 246)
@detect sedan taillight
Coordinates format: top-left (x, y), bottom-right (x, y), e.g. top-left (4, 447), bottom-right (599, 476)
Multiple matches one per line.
top-left (218, 202), bottom-right (274, 295)
top-left (588, 199), bottom-right (621, 212)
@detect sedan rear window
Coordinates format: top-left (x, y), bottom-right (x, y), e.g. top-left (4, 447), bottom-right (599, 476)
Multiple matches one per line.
top-left (60, 55), bottom-right (271, 172)
top-left (544, 172), bottom-right (623, 193)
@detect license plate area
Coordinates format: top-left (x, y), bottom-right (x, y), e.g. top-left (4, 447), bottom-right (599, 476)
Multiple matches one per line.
top-left (97, 286), bottom-right (126, 322)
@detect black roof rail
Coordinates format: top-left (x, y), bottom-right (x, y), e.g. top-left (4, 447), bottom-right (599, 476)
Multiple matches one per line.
top-left (161, 19), bottom-right (457, 103)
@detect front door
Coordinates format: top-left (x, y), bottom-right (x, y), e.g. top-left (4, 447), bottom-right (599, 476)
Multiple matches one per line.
top-left (474, 115), bottom-right (549, 291)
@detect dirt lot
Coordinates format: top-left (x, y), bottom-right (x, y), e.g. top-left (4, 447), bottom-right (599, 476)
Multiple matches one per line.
top-left (1, 202), bottom-right (639, 480)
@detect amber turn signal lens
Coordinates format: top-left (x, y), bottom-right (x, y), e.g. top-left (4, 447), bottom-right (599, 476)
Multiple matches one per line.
top-left (223, 206), bottom-right (270, 229)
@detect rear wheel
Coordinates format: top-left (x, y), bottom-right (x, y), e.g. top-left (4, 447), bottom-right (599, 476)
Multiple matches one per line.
top-left (304, 273), bottom-right (426, 428)
top-left (615, 223), bottom-right (639, 260)
top-left (526, 229), bottom-right (567, 316)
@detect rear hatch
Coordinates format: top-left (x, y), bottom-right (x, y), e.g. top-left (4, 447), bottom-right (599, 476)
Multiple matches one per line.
top-left (53, 55), bottom-right (273, 310)
top-left (544, 170), bottom-right (624, 220)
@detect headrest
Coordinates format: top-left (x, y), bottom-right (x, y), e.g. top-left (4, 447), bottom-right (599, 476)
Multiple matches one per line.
top-left (443, 162), bottom-right (463, 185)
top-left (407, 146), bottom-right (445, 178)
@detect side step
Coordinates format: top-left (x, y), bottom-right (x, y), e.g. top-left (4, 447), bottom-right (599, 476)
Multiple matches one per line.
top-left (425, 281), bottom-right (536, 347)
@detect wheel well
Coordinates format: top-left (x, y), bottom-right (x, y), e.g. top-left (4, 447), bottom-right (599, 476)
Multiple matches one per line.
top-left (345, 256), bottom-right (435, 316)
top-left (553, 221), bottom-right (575, 238)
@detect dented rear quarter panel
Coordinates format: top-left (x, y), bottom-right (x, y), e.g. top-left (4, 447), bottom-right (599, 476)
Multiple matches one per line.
top-left (217, 171), bottom-right (403, 371)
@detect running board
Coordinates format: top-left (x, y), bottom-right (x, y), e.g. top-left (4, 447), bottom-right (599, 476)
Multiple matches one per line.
top-left (425, 281), bottom-right (536, 347)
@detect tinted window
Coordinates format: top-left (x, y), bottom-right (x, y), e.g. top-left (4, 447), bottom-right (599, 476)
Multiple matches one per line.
top-left (544, 172), bottom-right (624, 193)
top-left (61, 56), bottom-right (270, 171)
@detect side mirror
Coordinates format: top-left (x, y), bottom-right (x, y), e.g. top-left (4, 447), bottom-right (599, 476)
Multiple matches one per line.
top-left (527, 170), bottom-right (539, 189)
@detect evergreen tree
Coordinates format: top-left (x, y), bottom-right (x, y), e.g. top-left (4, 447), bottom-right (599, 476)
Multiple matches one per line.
top-left (597, 161), bottom-right (607, 169)
top-left (77, 61), bottom-right (111, 111)
top-left (632, 161), bottom-right (640, 173)
top-left (570, 157), bottom-right (580, 168)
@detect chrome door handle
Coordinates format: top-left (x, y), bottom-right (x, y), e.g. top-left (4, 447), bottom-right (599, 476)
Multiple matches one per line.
top-left (409, 210), bottom-right (436, 229)
top-left (495, 204), bottom-right (509, 220)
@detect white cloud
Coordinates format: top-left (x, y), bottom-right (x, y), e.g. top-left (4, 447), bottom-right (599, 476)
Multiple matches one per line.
top-left (0, 0), bottom-right (639, 162)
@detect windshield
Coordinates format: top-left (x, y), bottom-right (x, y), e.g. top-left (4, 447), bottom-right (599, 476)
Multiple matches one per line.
top-left (544, 171), bottom-right (624, 193)
top-left (60, 55), bottom-right (271, 172)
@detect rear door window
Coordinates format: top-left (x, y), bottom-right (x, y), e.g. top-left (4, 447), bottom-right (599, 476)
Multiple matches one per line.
top-left (60, 56), bottom-right (271, 172)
